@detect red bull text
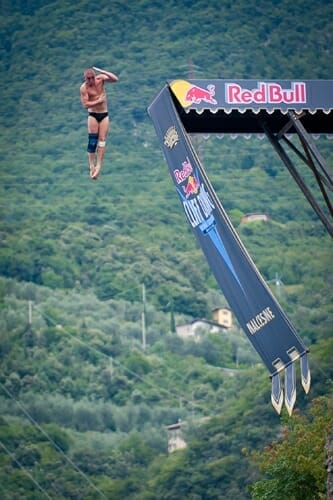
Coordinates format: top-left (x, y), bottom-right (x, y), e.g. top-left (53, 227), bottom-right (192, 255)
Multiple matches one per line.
top-left (174, 157), bottom-right (193, 183)
top-left (225, 82), bottom-right (306, 105)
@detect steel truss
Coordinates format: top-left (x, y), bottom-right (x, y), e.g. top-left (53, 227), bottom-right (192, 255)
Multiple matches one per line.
top-left (261, 111), bottom-right (333, 237)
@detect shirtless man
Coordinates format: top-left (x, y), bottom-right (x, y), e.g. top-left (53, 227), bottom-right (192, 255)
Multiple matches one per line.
top-left (80, 66), bottom-right (118, 179)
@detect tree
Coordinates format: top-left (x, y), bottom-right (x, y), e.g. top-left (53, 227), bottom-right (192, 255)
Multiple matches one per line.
top-left (249, 397), bottom-right (333, 500)
top-left (326, 430), bottom-right (333, 500)
top-left (12, 443), bottom-right (41, 467)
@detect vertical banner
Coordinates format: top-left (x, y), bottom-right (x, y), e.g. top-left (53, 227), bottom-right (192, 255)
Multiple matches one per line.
top-left (148, 85), bottom-right (310, 414)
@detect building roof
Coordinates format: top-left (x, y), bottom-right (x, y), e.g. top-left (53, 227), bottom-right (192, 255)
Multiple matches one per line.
top-left (177, 318), bottom-right (227, 329)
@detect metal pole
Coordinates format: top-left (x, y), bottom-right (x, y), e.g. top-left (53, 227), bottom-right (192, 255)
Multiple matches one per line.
top-left (28, 301), bottom-right (32, 325)
top-left (142, 284), bottom-right (146, 351)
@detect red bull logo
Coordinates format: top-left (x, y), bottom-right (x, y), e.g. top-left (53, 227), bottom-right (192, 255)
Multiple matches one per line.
top-left (173, 157), bottom-right (199, 198)
top-left (174, 157), bottom-right (193, 183)
top-left (183, 175), bottom-right (199, 198)
top-left (226, 82), bottom-right (306, 104)
top-left (185, 84), bottom-right (217, 105)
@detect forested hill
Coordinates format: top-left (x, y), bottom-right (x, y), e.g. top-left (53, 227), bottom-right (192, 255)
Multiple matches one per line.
top-left (0, 0), bottom-right (332, 498)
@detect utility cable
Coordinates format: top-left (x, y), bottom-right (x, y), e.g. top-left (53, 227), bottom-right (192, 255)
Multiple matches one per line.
top-left (36, 306), bottom-right (206, 413)
top-left (0, 439), bottom-right (52, 500)
top-left (0, 382), bottom-right (107, 499)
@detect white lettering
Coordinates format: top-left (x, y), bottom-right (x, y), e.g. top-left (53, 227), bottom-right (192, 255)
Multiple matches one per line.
top-left (226, 82), bottom-right (306, 105)
top-left (197, 183), bottom-right (215, 217)
top-left (246, 306), bottom-right (275, 335)
top-left (183, 198), bottom-right (205, 228)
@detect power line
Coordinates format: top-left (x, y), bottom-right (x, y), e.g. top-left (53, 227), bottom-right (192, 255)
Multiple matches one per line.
top-left (34, 305), bottom-right (206, 412)
top-left (97, 283), bottom-right (143, 301)
top-left (0, 300), bottom-right (208, 500)
top-left (0, 382), bottom-right (108, 499)
top-left (0, 440), bottom-right (52, 499)
top-left (18, 296), bottom-right (242, 410)
top-left (0, 307), bottom-right (205, 499)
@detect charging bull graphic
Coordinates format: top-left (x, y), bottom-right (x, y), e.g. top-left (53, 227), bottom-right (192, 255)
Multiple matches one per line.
top-left (185, 84), bottom-right (217, 105)
top-left (170, 80), bottom-right (218, 108)
top-left (148, 83), bottom-right (311, 415)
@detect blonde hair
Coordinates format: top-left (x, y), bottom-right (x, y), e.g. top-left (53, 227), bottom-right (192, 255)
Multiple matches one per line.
top-left (84, 68), bottom-right (95, 78)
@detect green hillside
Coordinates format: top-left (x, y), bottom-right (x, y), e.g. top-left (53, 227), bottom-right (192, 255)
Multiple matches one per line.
top-left (0, 0), bottom-right (332, 498)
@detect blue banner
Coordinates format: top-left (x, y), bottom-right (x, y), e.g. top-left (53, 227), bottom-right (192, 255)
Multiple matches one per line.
top-left (148, 85), bottom-right (311, 414)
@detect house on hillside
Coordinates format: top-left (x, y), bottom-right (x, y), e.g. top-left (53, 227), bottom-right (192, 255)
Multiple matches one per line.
top-left (167, 421), bottom-right (187, 453)
top-left (176, 318), bottom-right (227, 340)
top-left (212, 306), bottom-right (233, 329)
top-left (241, 212), bottom-right (269, 223)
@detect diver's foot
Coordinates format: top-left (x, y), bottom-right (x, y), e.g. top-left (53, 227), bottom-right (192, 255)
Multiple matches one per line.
top-left (89, 165), bottom-right (96, 178)
top-left (92, 165), bottom-right (101, 180)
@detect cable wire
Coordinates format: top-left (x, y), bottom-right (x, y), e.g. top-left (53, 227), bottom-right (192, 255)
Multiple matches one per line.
top-left (35, 305), bottom-right (206, 412)
top-left (0, 383), bottom-right (107, 499)
top-left (0, 439), bottom-right (52, 500)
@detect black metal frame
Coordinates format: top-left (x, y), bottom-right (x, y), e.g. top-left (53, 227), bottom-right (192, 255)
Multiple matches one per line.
top-left (260, 111), bottom-right (333, 237)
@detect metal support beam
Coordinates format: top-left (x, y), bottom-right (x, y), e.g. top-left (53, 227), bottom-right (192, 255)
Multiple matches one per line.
top-left (260, 114), bottom-right (333, 237)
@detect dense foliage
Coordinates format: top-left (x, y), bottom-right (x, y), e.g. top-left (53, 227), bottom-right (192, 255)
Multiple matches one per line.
top-left (249, 397), bottom-right (333, 499)
top-left (0, 0), bottom-right (332, 498)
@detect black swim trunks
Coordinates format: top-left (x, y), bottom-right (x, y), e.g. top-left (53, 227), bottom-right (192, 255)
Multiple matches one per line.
top-left (89, 112), bottom-right (109, 123)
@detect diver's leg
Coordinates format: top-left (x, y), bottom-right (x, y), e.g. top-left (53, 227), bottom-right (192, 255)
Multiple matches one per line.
top-left (87, 115), bottom-right (99, 177)
top-left (93, 117), bottom-right (110, 179)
